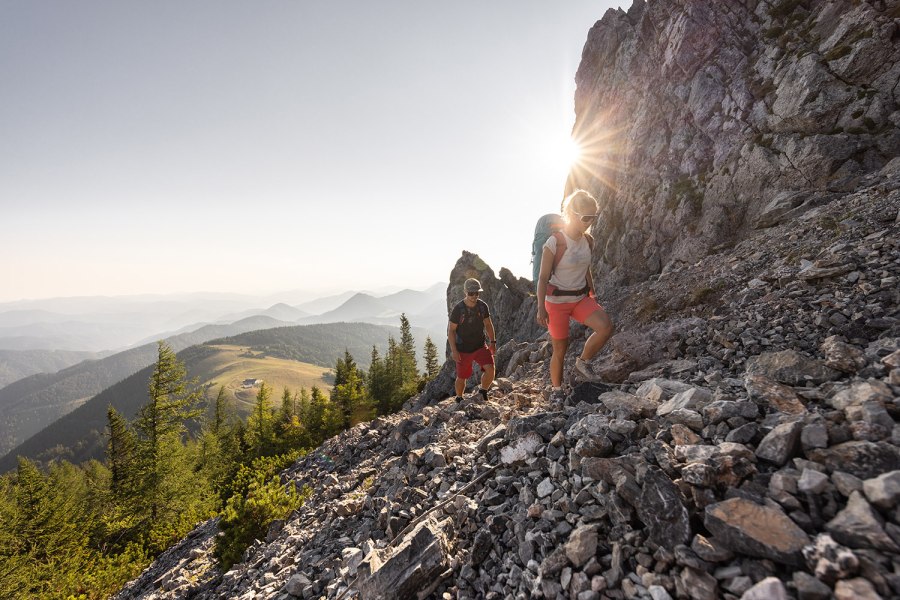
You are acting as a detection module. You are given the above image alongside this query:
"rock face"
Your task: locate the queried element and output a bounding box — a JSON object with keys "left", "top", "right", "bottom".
{"left": 568, "top": 0, "right": 900, "bottom": 286}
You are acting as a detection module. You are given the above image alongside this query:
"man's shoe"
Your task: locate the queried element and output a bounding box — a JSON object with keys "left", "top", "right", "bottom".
{"left": 478, "top": 388, "right": 489, "bottom": 402}
{"left": 574, "top": 358, "right": 597, "bottom": 381}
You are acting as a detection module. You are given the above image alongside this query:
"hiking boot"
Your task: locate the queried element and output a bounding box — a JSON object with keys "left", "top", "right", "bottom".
{"left": 478, "top": 388, "right": 489, "bottom": 402}
{"left": 574, "top": 358, "right": 598, "bottom": 381}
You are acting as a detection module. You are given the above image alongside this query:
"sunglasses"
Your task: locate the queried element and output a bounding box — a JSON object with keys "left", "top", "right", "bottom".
{"left": 574, "top": 211, "right": 598, "bottom": 224}
{"left": 466, "top": 291, "right": 480, "bottom": 296}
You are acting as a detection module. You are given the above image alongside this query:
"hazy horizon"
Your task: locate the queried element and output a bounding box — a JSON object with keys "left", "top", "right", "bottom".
{"left": 1, "top": 1, "right": 622, "bottom": 304}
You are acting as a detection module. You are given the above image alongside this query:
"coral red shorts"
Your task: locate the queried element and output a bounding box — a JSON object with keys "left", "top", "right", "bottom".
{"left": 456, "top": 346, "right": 494, "bottom": 379}
{"left": 545, "top": 296, "right": 603, "bottom": 340}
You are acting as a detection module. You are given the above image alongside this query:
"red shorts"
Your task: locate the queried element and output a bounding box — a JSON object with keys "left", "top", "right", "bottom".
{"left": 545, "top": 296, "right": 603, "bottom": 340}
{"left": 456, "top": 346, "right": 494, "bottom": 379}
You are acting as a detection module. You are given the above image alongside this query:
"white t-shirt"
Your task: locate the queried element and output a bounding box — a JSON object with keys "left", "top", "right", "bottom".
{"left": 543, "top": 231, "right": 591, "bottom": 304}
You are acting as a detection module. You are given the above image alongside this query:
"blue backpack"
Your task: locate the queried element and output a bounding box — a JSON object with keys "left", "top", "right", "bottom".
{"left": 531, "top": 214, "right": 564, "bottom": 284}
{"left": 532, "top": 213, "right": 595, "bottom": 293}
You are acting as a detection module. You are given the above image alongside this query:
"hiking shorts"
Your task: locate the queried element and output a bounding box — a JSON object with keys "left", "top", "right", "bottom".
{"left": 456, "top": 346, "right": 494, "bottom": 379}
{"left": 545, "top": 296, "right": 603, "bottom": 340}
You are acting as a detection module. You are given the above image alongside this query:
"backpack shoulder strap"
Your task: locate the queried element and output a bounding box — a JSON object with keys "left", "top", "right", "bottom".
{"left": 551, "top": 231, "right": 568, "bottom": 274}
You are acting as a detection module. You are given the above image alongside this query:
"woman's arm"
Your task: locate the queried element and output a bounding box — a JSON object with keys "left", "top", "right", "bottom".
{"left": 536, "top": 246, "right": 554, "bottom": 327}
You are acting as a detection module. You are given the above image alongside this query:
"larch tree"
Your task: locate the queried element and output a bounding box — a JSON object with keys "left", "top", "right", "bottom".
{"left": 132, "top": 341, "right": 203, "bottom": 527}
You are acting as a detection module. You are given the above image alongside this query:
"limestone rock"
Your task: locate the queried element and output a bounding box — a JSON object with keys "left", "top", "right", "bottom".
{"left": 755, "top": 420, "right": 803, "bottom": 466}
{"left": 357, "top": 517, "right": 450, "bottom": 600}
{"left": 862, "top": 470, "right": 900, "bottom": 511}
{"left": 636, "top": 467, "right": 690, "bottom": 549}
{"left": 826, "top": 491, "right": 900, "bottom": 553}
{"left": 704, "top": 497, "right": 809, "bottom": 565}
{"left": 743, "top": 374, "right": 807, "bottom": 415}
{"left": 807, "top": 441, "right": 900, "bottom": 480}
{"left": 565, "top": 526, "right": 598, "bottom": 568}
{"left": 739, "top": 577, "right": 788, "bottom": 600}
{"left": 746, "top": 350, "right": 840, "bottom": 386}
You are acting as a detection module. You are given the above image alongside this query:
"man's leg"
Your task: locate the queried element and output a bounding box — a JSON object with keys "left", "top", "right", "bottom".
{"left": 480, "top": 364, "right": 495, "bottom": 392}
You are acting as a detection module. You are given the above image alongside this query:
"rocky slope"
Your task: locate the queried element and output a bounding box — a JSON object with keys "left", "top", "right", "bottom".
{"left": 113, "top": 164, "right": 899, "bottom": 599}
{"left": 568, "top": 0, "right": 900, "bottom": 286}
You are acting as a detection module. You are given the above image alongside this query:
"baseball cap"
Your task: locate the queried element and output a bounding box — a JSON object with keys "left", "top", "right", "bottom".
{"left": 464, "top": 278, "right": 483, "bottom": 293}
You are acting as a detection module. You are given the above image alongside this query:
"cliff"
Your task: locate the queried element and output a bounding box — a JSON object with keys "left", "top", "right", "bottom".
{"left": 568, "top": 0, "right": 900, "bottom": 285}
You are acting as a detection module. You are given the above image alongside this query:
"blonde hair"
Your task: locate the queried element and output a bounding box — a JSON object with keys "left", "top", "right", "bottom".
{"left": 561, "top": 189, "right": 598, "bottom": 222}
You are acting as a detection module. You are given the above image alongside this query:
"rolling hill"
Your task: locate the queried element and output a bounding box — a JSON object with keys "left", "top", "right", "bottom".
{"left": 0, "top": 315, "right": 293, "bottom": 458}
{"left": 0, "top": 348, "right": 104, "bottom": 388}
{"left": 0, "top": 321, "right": 415, "bottom": 472}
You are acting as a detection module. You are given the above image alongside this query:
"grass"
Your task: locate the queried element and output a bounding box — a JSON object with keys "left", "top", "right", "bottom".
{"left": 192, "top": 344, "right": 332, "bottom": 409}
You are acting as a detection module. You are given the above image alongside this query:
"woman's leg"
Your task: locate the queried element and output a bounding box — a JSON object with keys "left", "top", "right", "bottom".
{"left": 580, "top": 307, "right": 614, "bottom": 361}
{"left": 550, "top": 337, "right": 569, "bottom": 387}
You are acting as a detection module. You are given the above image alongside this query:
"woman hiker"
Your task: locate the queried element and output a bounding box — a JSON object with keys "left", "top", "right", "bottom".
{"left": 536, "top": 189, "right": 614, "bottom": 403}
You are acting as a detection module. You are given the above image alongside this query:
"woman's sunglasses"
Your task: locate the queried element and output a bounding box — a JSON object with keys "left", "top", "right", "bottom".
{"left": 574, "top": 211, "right": 598, "bottom": 224}
{"left": 467, "top": 291, "right": 480, "bottom": 296}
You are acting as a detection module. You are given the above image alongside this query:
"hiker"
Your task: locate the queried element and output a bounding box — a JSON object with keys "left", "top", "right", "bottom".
{"left": 535, "top": 189, "right": 614, "bottom": 400}
{"left": 448, "top": 278, "right": 497, "bottom": 402}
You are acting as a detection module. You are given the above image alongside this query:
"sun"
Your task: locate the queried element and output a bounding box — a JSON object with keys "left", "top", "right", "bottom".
{"left": 546, "top": 134, "right": 583, "bottom": 179}
{"left": 561, "top": 135, "right": 584, "bottom": 170}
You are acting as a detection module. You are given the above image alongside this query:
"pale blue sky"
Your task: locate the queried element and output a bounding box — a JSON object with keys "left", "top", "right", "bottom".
{"left": 0, "top": 1, "right": 621, "bottom": 302}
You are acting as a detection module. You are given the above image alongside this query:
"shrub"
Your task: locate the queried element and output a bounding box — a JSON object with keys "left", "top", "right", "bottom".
{"left": 214, "top": 473, "right": 310, "bottom": 570}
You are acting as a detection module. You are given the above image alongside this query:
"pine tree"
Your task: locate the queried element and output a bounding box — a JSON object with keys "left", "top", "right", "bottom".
{"left": 249, "top": 382, "right": 273, "bottom": 455}
{"left": 212, "top": 385, "right": 231, "bottom": 438}
{"left": 278, "top": 387, "right": 295, "bottom": 426}
{"left": 307, "top": 386, "right": 328, "bottom": 445}
{"left": 132, "top": 341, "right": 203, "bottom": 526}
{"left": 423, "top": 335, "right": 440, "bottom": 380}
{"left": 367, "top": 346, "right": 391, "bottom": 416}
{"left": 331, "top": 352, "right": 371, "bottom": 430}
{"left": 106, "top": 406, "right": 136, "bottom": 502}
{"left": 399, "top": 313, "right": 418, "bottom": 381}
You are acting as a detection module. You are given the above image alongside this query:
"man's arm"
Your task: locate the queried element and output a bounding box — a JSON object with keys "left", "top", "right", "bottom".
{"left": 448, "top": 321, "right": 460, "bottom": 362}
{"left": 484, "top": 317, "right": 496, "bottom": 354}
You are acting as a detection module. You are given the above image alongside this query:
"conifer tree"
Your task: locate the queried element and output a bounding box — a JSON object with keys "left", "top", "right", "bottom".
{"left": 307, "top": 386, "right": 328, "bottom": 444}
{"left": 106, "top": 406, "right": 136, "bottom": 502}
{"left": 399, "top": 314, "right": 418, "bottom": 381}
{"left": 132, "top": 341, "right": 203, "bottom": 526}
{"left": 331, "top": 352, "right": 370, "bottom": 430}
{"left": 423, "top": 335, "right": 440, "bottom": 380}
{"left": 212, "top": 385, "right": 231, "bottom": 438}
{"left": 249, "top": 382, "right": 273, "bottom": 455}
{"left": 367, "top": 346, "right": 391, "bottom": 415}
{"left": 278, "top": 386, "right": 295, "bottom": 425}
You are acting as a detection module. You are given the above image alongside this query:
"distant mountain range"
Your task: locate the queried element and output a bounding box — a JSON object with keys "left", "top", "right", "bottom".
{"left": 0, "top": 283, "right": 446, "bottom": 353}
{"left": 0, "top": 321, "right": 415, "bottom": 473}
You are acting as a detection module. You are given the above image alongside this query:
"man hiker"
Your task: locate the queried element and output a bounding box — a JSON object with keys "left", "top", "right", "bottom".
{"left": 448, "top": 278, "right": 497, "bottom": 402}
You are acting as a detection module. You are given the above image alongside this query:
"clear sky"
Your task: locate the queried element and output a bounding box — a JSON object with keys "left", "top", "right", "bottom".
{"left": 0, "top": 1, "right": 621, "bottom": 303}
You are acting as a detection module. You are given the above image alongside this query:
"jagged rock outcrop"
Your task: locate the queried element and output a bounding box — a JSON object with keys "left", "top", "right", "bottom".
{"left": 568, "top": 0, "right": 900, "bottom": 286}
